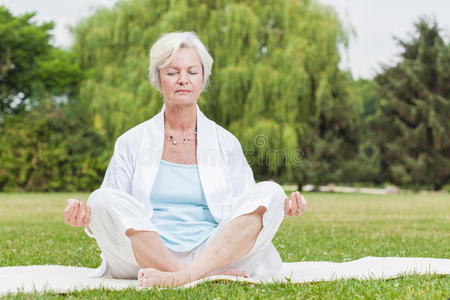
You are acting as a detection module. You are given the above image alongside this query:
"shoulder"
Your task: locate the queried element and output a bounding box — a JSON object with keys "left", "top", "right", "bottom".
{"left": 214, "top": 122, "right": 242, "bottom": 153}
{"left": 114, "top": 118, "right": 153, "bottom": 152}
{"left": 198, "top": 109, "right": 242, "bottom": 151}
{"left": 212, "top": 120, "right": 252, "bottom": 175}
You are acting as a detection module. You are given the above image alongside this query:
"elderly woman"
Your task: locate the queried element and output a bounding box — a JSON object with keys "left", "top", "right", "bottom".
{"left": 64, "top": 32, "right": 307, "bottom": 287}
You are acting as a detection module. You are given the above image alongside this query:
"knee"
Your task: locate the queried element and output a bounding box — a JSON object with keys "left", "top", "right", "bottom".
{"left": 256, "top": 181, "right": 286, "bottom": 211}
{"left": 258, "top": 181, "right": 285, "bottom": 201}
{"left": 87, "top": 188, "right": 117, "bottom": 215}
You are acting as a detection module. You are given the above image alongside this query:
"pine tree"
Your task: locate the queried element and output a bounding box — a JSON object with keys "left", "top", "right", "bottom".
{"left": 373, "top": 18, "right": 450, "bottom": 190}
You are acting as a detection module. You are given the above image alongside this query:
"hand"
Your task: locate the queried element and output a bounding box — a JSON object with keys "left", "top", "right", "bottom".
{"left": 284, "top": 191, "right": 308, "bottom": 217}
{"left": 64, "top": 198, "right": 91, "bottom": 227}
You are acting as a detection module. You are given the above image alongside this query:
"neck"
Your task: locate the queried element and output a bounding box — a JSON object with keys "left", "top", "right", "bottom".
{"left": 164, "top": 102, "right": 197, "bottom": 133}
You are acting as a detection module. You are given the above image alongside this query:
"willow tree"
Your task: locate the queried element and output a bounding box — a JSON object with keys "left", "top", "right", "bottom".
{"left": 73, "top": 0, "right": 354, "bottom": 185}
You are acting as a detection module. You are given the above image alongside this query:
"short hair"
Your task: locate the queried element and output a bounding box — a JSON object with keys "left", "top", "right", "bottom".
{"left": 149, "top": 32, "right": 213, "bottom": 92}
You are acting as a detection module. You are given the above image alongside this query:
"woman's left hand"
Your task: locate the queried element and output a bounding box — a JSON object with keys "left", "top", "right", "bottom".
{"left": 284, "top": 191, "right": 308, "bottom": 217}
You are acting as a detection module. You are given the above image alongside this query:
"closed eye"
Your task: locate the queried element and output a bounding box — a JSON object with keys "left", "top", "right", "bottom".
{"left": 166, "top": 71, "right": 199, "bottom": 76}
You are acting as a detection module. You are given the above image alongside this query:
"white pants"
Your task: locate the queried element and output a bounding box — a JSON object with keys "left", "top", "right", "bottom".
{"left": 86, "top": 181, "right": 286, "bottom": 279}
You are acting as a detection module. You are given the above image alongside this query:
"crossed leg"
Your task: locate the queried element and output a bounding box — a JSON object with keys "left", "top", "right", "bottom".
{"left": 125, "top": 229, "right": 183, "bottom": 272}
{"left": 87, "top": 182, "right": 285, "bottom": 282}
{"left": 137, "top": 206, "right": 266, "bottom": 287}
{"left": 126, "top": 229, "right": 247, "bottom": 278}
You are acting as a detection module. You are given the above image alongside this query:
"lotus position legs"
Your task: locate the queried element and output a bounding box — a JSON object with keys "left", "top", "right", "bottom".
{"left": 136, "top": 206, "right": 266, "bottom": 287}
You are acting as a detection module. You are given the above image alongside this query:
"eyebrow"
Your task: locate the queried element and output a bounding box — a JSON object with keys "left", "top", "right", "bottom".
{"left": 166, "top": 65, "right": 201, "bottom": 69}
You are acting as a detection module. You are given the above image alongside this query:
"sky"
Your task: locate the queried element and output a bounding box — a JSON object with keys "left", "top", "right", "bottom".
{"left": 1, "top": 0, "right": 449, "bottom": 79}
{"left": 320, "top": 0, "right": 450, "bottom": 78}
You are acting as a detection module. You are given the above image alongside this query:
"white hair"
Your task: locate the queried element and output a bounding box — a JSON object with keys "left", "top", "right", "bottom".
{"left": 149, "top": 32, "right": 213, "bottom": 92}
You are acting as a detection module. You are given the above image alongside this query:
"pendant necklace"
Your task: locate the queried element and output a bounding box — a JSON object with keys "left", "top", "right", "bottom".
{"left": 164, "top": 127, "right": 197, "bottom": 145}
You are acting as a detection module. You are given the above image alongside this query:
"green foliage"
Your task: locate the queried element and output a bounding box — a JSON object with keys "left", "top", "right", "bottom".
{"left": 373, "top": 18, "right": 450, "bottom": 190}
{"left": 343, "top": 79, "right": 383, "bottom": 184}
{"left": 352, "top": 79, "right": 380, "bottom": 118}
{"left": 0, "top": 100, "right": 107, "bottom": 191}
{"left": 72, "top": 0, "right": 357, "bottom": 186}
{"left": 0, "top": 6, "right": 82, "bottom": 115}
{"left": 0, "top": 6, "right": 91, "bottom": 192}
{"left": 2, "top": 3, "right": 448, "bottom": 191}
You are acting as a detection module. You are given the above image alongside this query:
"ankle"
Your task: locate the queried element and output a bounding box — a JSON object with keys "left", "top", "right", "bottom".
{"left": 173, "top": 262, "right": 185, "bottom": 272}
{"left": 183, "top": 264, "right": 205, "bottom": 281}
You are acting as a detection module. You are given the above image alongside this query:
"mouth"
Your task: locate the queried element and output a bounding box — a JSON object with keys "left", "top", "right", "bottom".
{"left": 176, "top": 89, "right": 191, "bottom": 93}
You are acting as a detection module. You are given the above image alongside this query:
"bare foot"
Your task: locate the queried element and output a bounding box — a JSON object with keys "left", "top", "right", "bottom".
{"left": 138, "top": 268, "right": 193, "bottom": 287}
{"left": 208, "top": 268, "right": 247, "bottom": 278}
{"left": 138, "top": 267, "right": 248, "bottom": 288}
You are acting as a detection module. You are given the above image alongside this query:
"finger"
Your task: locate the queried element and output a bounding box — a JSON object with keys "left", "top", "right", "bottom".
{"left": 69, "top": 200, "right": 79, "bottom": 220}
{"left": 295, "top": 192, "right": 302, "bottom": 215}
{"left": 70, "top": 201, "right": 81, "bottom": 226}
{"left": 290, "top": 192, "right": 298, "bottom": 214}
{"left": 73, "top": 201, "right": 81, "bottom": 224}
{"left": 284, "top": 197, "right": 290, "bottom": 216}
{"left": 77, "top": 203, "right": 86, "bottom": 226}
{"left": 289, "top": 197, "right": 296, "bottom": 216}
{"left": 83, "top": 205, "right": 91, "bottom": 226}
{"left": 80, "top": 203, "right": 90, "bottom": 226}
{"left": 65, "top": 199, "right": 77, "bottom": 224}
{"left": 64, "top": 199, "right": 74, "bottom": 217}
{"left": 66, "top": 199, "right": 75, "bottom": 218}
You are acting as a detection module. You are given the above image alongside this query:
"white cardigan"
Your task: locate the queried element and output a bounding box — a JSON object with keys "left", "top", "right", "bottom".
{"left": 89, "top": 104, "right": 283, "bottom": 277}
{"left": 100, "top": 104, "right": 256, "bottom": 224}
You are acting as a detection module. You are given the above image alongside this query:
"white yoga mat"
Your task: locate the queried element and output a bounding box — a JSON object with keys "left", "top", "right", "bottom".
{"left": 1, "top": 256, "right": 449, "bottom": 296}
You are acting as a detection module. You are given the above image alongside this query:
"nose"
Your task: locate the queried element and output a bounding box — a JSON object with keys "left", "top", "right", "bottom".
{"left": 178, "top": 71, "right": 188, "bottom": 85}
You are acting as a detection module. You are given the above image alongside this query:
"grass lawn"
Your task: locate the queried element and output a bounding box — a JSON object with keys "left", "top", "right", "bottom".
{"left": 0, "top": 191, "right": 449, "bottom": 299}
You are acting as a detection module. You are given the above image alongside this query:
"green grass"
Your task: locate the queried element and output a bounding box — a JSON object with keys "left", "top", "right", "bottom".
{"left": 1, "top": 192, "right": 449, "bottom": 299}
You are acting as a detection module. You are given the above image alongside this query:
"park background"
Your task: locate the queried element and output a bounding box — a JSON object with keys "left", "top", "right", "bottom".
{"left": 0, "top": 1, "right": 449, "bottom": 298}
{"left": 0, "top": 0, "right": 449, "bottom": 192}
{"left": 1, "top": 0, "right": 449, "bottom": 193}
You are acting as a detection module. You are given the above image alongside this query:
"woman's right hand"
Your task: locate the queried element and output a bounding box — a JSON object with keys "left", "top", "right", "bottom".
{"left": 64, "top": 198, "right": 91, "bottom": 227}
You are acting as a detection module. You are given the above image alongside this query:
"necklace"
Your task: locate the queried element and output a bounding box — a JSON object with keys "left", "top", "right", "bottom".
{"left": 164, "top": 127, "right": 197, "bottom": 145}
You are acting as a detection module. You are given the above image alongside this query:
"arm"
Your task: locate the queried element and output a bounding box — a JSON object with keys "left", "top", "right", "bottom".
{"left": 64, "top": 135, "right": 135, "bottom": 232}
{"left": 100, "top": 135, "right": 134, "bottom": 194}
{"left": 224, "top": 134, "right": 256, "bottom": 199}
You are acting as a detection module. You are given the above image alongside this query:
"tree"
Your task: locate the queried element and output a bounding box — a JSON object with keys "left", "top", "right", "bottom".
{"left": 0, "top": 6, "right": 82, "bottom": 116}
{"left": 373, "top": 18, "right": 450, "bottom": 190}
{"left": 0, "top": 6, "right": 100, "bottom": 192}
{"left": 72, "top": 0, "right": 357, "bottom": 186}
{"left": 342, "top": 79, "right": 383, "bottom": 185}
{"left": 0, "top": 98, "right": 107, "bottom": 192}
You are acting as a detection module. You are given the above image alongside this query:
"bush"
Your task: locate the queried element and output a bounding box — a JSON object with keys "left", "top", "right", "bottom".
{"left": 0, "top": 100, "right": 108, "bottom": 191}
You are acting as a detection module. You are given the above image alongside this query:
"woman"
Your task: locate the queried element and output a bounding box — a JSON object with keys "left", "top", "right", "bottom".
{"left": 64, "top": 31, "right": 308, "bottom": 287}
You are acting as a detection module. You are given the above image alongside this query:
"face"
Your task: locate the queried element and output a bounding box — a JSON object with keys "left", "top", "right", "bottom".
{"left": 159, "top": 47, "right": 204, "bottom": 105}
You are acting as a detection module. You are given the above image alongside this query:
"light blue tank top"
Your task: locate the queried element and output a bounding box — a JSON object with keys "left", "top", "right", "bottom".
{"left": 149, "top": 160, "right": 218, "bottom": 252}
